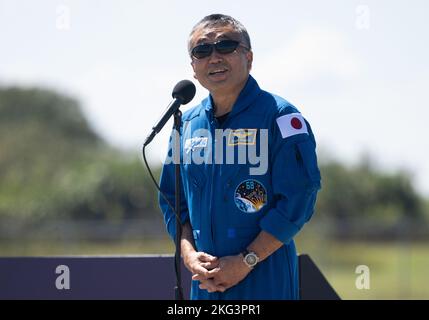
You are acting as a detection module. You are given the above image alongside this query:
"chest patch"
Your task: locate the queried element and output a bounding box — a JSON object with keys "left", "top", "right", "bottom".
{"left": 184, "top": 137, "right": 208, "bottom": 154}
{"left": 234, "top": 179, "right": 267, "bottom": 213}
{"left": 227, "top": 129, "right": 257, "bottom": 146}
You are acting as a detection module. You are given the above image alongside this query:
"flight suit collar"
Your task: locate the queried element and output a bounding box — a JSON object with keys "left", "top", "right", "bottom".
{"left": 202, "top": 75, "right": 261, "bottom": 119}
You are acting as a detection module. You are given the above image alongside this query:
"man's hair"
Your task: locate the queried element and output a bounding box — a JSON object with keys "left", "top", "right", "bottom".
{"left": 188, "top": 14, "right": 252, "bottom": 53}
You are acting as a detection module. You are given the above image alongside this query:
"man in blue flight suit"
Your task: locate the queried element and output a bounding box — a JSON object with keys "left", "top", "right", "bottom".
{"left": 159, "top": 14, "right": 321, "bottom": 299}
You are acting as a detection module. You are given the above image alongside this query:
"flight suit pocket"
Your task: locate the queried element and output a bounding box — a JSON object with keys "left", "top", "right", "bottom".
{"left": 183, "top": 163, "right": 206, "bottom": 188}
{"left": 225, "top": 227, "right": 260, "bottom": 253}
{"left": 183, "top": 164, "right": 206, "bottom": 235}
{"left": 295, "top": 140, "right": 321, "bottom": 184}
{"left": 233, "top": 227, "right": 260, "bottom": 239}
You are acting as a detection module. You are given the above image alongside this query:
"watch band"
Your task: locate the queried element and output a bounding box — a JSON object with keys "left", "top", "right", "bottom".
{"left": 241, "top": 248, "right": 250, "bottom": 257}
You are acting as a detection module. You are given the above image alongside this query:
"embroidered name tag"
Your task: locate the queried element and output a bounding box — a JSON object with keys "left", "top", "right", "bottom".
{"left": 227, "top": 129, "right": 258, "bottom": 146}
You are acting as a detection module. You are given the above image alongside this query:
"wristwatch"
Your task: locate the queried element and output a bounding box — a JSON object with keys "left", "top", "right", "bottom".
{"left": 241, "top": 249, "right": 260, "bottom": 269}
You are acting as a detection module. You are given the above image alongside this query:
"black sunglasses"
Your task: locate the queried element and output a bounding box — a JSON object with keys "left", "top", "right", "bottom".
{"left": 190, "top": 39, "right": 249, "bottom": 59}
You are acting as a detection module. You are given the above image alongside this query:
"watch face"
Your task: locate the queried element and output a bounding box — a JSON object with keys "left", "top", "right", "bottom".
{"left": 245, "top": 253, "right": 257, "bottom": 266}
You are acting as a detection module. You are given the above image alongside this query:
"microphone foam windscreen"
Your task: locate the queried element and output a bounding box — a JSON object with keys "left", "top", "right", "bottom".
{"left": 172, "top": 80, "right": 196, "bottom": 104}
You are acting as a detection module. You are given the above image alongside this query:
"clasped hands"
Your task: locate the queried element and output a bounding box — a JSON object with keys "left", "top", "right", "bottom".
{"left": 183, "top": 251, "right": 251, "bottom": 293}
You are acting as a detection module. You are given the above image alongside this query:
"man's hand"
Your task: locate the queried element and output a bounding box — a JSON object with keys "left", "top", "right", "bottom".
{"left": 183, "top": 251, "right": 219, "bottom": 278}
{"left": 193, "top": 254, "right": 251, "bottom": 292}
{"left": 180, "top": 222, "right": 223, "bottom": 291}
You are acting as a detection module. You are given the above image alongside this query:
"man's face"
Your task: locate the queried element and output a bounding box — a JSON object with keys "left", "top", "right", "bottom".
{"left": 189, "top": 24, "right": 253, "bottom": 94}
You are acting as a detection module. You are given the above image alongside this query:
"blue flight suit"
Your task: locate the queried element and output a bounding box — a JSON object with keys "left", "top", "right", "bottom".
{"left": 159, "top": 75, "right": 321, "bottom": 300}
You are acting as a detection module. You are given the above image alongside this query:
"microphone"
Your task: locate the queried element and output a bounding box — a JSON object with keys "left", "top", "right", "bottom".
{"left": 143, "top": 80, "right": 196, "bottom": 146}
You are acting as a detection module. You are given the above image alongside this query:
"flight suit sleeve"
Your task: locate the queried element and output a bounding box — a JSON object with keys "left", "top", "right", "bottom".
{"left": 259, "top": 110, "right": 321, "bottom": 244}
{"left": 158, "top": 132, "right": 190, "bottom": 242}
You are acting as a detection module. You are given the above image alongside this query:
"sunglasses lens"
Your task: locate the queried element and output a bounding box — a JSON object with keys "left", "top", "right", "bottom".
{"left": 192, "top": 44, "right": 212, "bottom": 59}
{"left": 191, "top": 40, "right": 241, "bottom": 59}
{"left": 216, "top": 40, "right": 239, "bottom": 54}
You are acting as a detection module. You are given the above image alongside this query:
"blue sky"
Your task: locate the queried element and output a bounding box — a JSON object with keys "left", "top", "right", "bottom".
{"left": 1, "top": 0, "right": 428, "bottom": 194}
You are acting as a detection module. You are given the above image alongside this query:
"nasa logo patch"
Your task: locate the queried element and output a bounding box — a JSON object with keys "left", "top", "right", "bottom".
{"left": 234, "top": 179, "right": 267, "bottom": 213}
{"left": 184, "top": 137, "right": 208, "bottom": 154}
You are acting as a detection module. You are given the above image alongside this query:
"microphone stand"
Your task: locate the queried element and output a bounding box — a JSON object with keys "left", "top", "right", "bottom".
{"left": 173, "top": 110, "right": 184, "bottom": 300}
{"left": 142, "top": 80, "right": 195, "bottom": 300}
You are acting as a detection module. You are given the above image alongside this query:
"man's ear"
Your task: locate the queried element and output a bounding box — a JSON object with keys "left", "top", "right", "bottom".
{"left": 246, "top": 50, "right": 253, "bottom": 71}
{"left": 191, "top": 61, "right": 198, "bottom": 79}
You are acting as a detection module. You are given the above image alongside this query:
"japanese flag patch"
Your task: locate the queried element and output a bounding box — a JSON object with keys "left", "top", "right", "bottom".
{"left": 276, "top": 112, "right": 308, "bottom": 138}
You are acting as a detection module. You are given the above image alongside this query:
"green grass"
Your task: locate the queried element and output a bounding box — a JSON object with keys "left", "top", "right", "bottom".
{"left": 296, "top": 240, "right": 429, "bottom": 299}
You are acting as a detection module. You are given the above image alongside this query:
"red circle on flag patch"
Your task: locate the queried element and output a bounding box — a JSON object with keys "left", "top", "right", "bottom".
{"left": 291, "top": 117, "right": 303, "bottom": 129}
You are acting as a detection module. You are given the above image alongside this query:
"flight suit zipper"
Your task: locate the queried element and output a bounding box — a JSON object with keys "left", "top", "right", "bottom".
{"left": 208, "top": 117, "right": 218, "bottom": 254}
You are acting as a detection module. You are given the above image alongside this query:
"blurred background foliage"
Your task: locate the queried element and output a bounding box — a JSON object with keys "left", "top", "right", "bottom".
{"left": 0, "top": 86, "right": 159, "bottom": 221}
{"left": 0, "top": 86, "right": 428, "bottom": 299}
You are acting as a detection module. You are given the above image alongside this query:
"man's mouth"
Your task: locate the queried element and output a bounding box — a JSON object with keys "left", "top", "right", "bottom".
{"left": 208, "top": 68, "right": 228, "bottom": 76}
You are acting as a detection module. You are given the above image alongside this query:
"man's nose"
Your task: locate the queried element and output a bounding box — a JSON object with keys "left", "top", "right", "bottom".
{"left": 208, "top": 50, "right": 223, "bottom": 64}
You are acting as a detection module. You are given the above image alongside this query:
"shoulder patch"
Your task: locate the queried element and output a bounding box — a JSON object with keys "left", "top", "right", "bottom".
{"left": 276, "top": 113, "right": 308, "bottom": 138}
